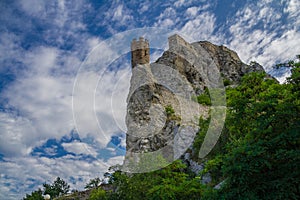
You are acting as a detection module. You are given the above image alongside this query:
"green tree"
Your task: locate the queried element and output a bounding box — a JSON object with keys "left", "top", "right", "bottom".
{"left": 23, "top": 189, "right": 43, "bottom": 200}
{"left": 214, "top": 71, "right": 300, "bottom": 199}
{"left": 286, "top": 55, "right": 300, "bottom": 94}
{"left": 88, "top": 187, "right": 108, "bottom": 200}
{"left": 109, "top": 160, "right": 199, "bottom": 200}
{"left": 85, "top": 177, "right": 102, "bottom": 189}
{"left": 43, "top": 177, "right": 70, "bottom": 198}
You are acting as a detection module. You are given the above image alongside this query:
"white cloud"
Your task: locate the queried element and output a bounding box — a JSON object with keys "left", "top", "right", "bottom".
{"left": 174, "top": 0, "right": 185, "bottom": 7}
{"left": 0, "top": 1, "right": 131, "bottom": 199}
{"left": 186, "top": 6, "right": 199, "bottom": 17}
{"left": 1, "top": 40, "right": 131, "bottom": 154}
{"left": 174, "top": 0, "right": 204, "bottom": 8}
{"left": 109, "top": 67, "right": 131, "bottom": 132}
{"left": 139, "top": 3, "right": 149, "bottom": 13}
{"left": 109, "top": 3, "right": 133, "bottom": 26}
{"left": 159, "top": 18, "right": 175, "bottom": 27}
{"left": 107, "top": 155, "right": 124, "bottom": 166}
{"left": 113, "top": 5, "right": 124, "bottom": 20}
{"left": 19, "top": 0, "right": 46, "bottom": 17}
{"left": 2, "top": 54, "right": 75, "bottom": 144}
{"left": 284, "top": 0, "right": 300, "bottom": 17}
{"left": 160, "top": 7, "right": 176, "bottom": 18}
{"left": 284, "top": 0, "right": 300, "bottom": 28}
{"left": 0, "top": 32, "right": 23, "bottom": 67}
{"left": 154, "top": 7, "right": 178, "bottom": 27}
{"left": 62, "top": 142, "right": 98, "bottom": 156}
{"left": 72, "top": 65, "right": 130, "bottom": 147}
{"left": 24, "top": 47, "right": 58, "bottom": 75}
{"left": 0, "top": 112, "right": 36, "bottom": 157}
{"left": 0, "top": 0, "right": 132, "bottom": 163}
{"left": 225, "top": 1, "right": 300, "bottom": 76}
{"left": 254, "top": 29, "right": 300, "bottom": 69}
{"left": 179, "top": 12, "right": 218, "bottom": 43}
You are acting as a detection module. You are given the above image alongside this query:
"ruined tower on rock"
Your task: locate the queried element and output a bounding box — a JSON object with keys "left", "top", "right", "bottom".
{"left": 124, "top": 35, "right": 205, "bottom": 173}
{"left": 124, "top": 34, "right": 265, "bottom": 173}
{"left": 131, "top": 37, "right": 150, "bottom": 68}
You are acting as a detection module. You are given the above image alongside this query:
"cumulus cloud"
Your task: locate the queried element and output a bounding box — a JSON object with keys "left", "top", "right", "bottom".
{"left": 0, "top": 35, "right": 130, "bottom": 156}
{"left": 1, "top": 47, "right": 75, "bottom": 148}
{"left": 0, "top": 1, "right": 128, "bottom": 198}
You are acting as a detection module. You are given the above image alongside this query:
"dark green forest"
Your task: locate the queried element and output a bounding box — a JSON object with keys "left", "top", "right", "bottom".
{"left": 24, "top": 58, "right": 300, "bottom": 200}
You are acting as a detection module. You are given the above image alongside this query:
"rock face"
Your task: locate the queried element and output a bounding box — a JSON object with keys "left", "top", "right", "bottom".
{"left": 156, "top": 40, "right": 264, "bottom": 94}
{"left": 197, "top": 41, "right": 264, "bottom": 83}
{"left": 124, "top": 34, "right": 264, "bottom": 172}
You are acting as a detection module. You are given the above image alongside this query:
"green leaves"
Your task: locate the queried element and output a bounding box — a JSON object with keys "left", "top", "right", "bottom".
{"left": 88, "top": 187, "right": 108, "bottom": 200}
{"left": 196, "top": 89, "right": 212, "bottom": 106}
{"left": 43, "top": 177, "right": 70, "bottom": 198}
{"left": 23, "top": 189, "right": 43, "bottom": 200}
{"left": 215, "top": 70, "right": 300, "bottom": 199}
{"left": 85, "top": 177, "right": 102, "bottom": 189}
{"left": 24, "top": 177, "right": 70, "bottom": 200}
{"left": 165, "top": 105, "right": 175, "bottom": 116}
{"left": 108, "top": 160, "right": 211, "bottom": 200}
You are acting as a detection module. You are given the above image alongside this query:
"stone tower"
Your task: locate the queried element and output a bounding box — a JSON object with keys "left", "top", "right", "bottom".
{"left": 131, "top": 37, "right": 150, "bottom": 68}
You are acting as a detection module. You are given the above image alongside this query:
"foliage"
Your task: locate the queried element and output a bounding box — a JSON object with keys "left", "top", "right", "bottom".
{"left": 108, "top": 159, "right": 215, "bottom": 200}
{"left": 213, "top": 70, "right": 300, "bottom": 199}
{"left": 85, "top": 177, "right": 102, "bottom": 189}
{"left": 165, "top": 105, "right": 175, "bottom": 116}
{"left": 223, "top": 78, "right": 231, "bottom": 86}
{"left": 196, "top": 88, "right": 211, "bottom": 106}
{"left": 125, "top": 152, "right": 170, "bottom": 173}
{"left": 286, "top": 55, "right": 300, "bottom": 94}
{"left": 275, "top": 55, "right": 300, "bottom": 68}
{"left": 43, "top": 177, "right": 70, "bottom": 198}
{"left": 165, "top": 105, "right": 181, "bottom": 121}
{"left": 23, "top": 177, "right": 70, "bottom": 200}
{"left": 23, "top": 189, "right": 44, "bottom": 200}
{"left": 88, "top": 187, "right": 108, "bottom": 200}
{"left": 193, "top": 116, "right": 210, "bottom": 159}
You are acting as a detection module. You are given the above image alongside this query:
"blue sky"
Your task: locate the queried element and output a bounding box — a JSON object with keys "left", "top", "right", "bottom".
{"left": 0, "top": 0, "right": 299, "bottom": 199}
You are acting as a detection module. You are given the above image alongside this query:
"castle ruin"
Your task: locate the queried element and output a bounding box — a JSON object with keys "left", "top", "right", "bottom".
{"left": 131, "top": 37, "right": 150, "bottom": 68}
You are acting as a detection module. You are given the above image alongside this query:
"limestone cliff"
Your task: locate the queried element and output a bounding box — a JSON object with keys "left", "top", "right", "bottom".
{"left": 123, "top": 34, "right": 265, "bottom": 173}
{"left": 156, "top": 40, "right": 264, "bottom": 93}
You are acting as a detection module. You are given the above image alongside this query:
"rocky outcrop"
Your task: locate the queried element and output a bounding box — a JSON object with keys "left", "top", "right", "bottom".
{"left": 156, "top": 40, "right": 264, "bottom": 93}
{"left": 123, "top": 34, "right": 265, "bottom": 173}
{"left": 197, "top": 41, "right": 264, "bottom": 83}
